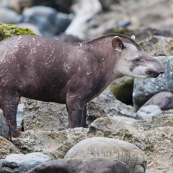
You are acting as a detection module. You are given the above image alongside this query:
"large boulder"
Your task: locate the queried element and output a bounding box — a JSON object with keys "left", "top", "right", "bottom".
{"left": 65, "top": 137, "right": 147, "bottom": 173}
{"left": 1, "top": 152, "right": 52, "bottom": 173}
{"left": 14, "top": 128, "right": 88, "bottom": 159}
{"left": 139, "top": 36, "right": 173, "bottom": 56}
{"left": 133, "top": 56, "right": 173, "bottom": 110}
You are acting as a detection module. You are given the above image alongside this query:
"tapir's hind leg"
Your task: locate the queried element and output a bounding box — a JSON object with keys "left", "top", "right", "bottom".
{"left": 0, "top": 90, "right": 20, "bottom": 137}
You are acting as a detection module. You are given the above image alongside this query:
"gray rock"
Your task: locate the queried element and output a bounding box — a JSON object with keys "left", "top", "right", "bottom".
{"left": 0, "top": 7, "right": 21, "bottom": 24}
{"left": 65, "top": 137, "right": 147, "bottom": 173}
{"left": 14, "top": 128, "right": 88, "bottom": 159}
{"left": 21, "top": 6, "right": 72, "bottom": 36}
{"left": 142, "top": 92, "right": 173, "bottom": 110}
{"left": 1, "top": 152, "right": 52, "bottom": 173}
{"left": 93, "top": 89, "right": 136, "bottom": 118}
{"left": 28, "top": 158, "right": 130, "bottom": 173}
{"left": 133, "top": 56, "right": 173, "bottom": 110}
{"left": 138, "top": 36, "right": 173, "bottom": 56}
{"left": 136, "top": 105, "right": 162, "bottom": 121}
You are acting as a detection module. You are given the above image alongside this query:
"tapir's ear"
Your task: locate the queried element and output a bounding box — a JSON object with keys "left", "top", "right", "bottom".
{"left": 131, "top": 35, "right": 135, "bottom": 40}
{"left": 112, "top": 36, "right": 124, "bottom": 52}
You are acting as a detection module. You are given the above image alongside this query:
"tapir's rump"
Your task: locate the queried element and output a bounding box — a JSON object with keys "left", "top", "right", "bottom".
{"left": 0, "top": 34, "right": 164, "bottom": 137}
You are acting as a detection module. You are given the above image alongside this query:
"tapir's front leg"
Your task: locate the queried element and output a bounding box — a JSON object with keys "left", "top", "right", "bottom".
{"left": 66, "top": 93, "right": 87, "bottom": 128}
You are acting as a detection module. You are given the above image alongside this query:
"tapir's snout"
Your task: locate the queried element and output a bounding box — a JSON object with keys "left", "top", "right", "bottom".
{"left": 145, "top": 60, "right": 165, "bottom": 78}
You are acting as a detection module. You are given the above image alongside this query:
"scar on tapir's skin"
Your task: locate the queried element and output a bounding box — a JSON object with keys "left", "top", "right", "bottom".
{"left": 0, "top": 34, "right": 165, "bottom": 138}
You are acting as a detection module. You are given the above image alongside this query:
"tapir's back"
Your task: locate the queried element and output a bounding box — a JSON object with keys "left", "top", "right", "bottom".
{"left": 0, "top": 35, "right": 75, "bottom": 102}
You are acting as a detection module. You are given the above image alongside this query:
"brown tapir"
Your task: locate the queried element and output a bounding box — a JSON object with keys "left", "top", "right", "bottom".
{"left": 0, "top": 34, "right": 164, "bottom": 137}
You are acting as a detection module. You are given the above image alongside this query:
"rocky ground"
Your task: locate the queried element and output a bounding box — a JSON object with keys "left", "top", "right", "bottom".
{"left": 0, "top": 0, "right": 173, "bottom": 173}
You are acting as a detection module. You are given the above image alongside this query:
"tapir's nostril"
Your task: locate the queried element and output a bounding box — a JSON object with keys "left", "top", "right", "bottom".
{"left": 146, "top": 70, "right": 160, "bottom": 78}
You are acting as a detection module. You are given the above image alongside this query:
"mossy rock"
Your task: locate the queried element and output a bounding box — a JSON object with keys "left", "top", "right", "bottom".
{"left": 112, "top": 28, "right": 134, "bottom": 36}
{"left": 110, "top": 76, "right": 134, "bottom": 105}
{"left": 0, "top": 22, "right": 35, "bottom": 41}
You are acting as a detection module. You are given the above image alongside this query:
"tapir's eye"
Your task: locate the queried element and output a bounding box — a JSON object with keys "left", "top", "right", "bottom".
{"left": 133, "top": 58, "right": 141, "bottom": 63}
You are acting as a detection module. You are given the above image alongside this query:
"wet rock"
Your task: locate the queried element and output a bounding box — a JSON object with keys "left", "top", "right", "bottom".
{"left": 0, "top": 22, "right": 35, "bottom": 41}
{"left": 133, "top": 56, "right": 173, "bottom": 110}
{"left": 28, "top": 158, "right": 130, "bottom": 173}
{"left": 65, "top": 0, "right": 102, "bottom": 40}
{"left": 0, "top": 8, "right": 21, "bottom": 24}
{"left": 142, "top": 92, "right": 173, "bottom": 110}
{"left": 1, "top": 152, "right": 52, "bottom": 173}
{"left": 138, "top": 36, "right": 173, "bottom": 56}
{"left": 65, "top": 137, "right": 147, "bottom": 173}
{"left": 21, "top": 6, "right": 72, "bottom": 36}
{"left": 136, "top": 105, "right": 162, "bottom": 121}
{"left": 14, "top": 128, "right": 88, "bottom": 159}
{"left": 110, "top": 76, "right": 134, "bottom": 105}
{"left": 0, "top": 137, "right": 21, "bottom": 159}
{"left": 0, "top": 110, "right": 8, "bottom": 138}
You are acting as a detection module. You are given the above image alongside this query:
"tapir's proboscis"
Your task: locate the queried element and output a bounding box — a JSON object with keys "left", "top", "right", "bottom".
{"left": 0, "top": 34, "right": 165, "bottom": 138}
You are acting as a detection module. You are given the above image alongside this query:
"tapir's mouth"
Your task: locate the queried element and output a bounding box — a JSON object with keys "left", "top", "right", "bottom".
{"left": 145, "top": 70, "right": 165, "bottom": 78}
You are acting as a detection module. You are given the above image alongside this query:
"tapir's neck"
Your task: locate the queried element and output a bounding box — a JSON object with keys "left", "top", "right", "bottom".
{"left": 83, "top": 39, "right": 122, "bottom": 82}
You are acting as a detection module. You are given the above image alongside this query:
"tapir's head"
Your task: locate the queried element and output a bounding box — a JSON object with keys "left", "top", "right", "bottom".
{"left": 112, "top": 35, "right": 165, "bottom": 78}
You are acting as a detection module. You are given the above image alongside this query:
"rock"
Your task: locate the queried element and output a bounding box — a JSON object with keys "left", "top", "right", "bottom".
{"left": 32, "top": 0, "right": 73, "bottom": 13}
{"left": 99, "top": 0, "right": 120, "bottom": 11}
{"left": 21, "top": 6, "right": 72, "bottom": 36}
{"left": 92, "top": 89, "right": 136, "bottom": 118}
{"left": 0, "top": 110, "right": 8, "bottom": 138}
{"left": 133, "top": 56, "right": 173, "bottom": 110}
{"left": 1, "top": 152, "right": 52, "bottom": 173}
{"left": 65, "top": 137, "right": 147, "bottom": 173}
{"left": 136, "top": 105, "right": 162, "bottom": 121}
{"left": 14, "top": 128, "right": 88, "bottom": 159}
{"left": 0, "top": 7, "right": 21, "bottom": 24}
{"left": 0, "top": 22, "right": 35, "bottom": 41}
{"left": 110, "top": 76, "right": 134, "bottom": 105}
{"left": 28, "top": 158, "right": 130, "bottom": 173}
{"left": 65, "top": 0, "right": 102, "bottom": 40}
{"left": 16, "top": 23, "right": 42, "bottom": 35}
{"left": 23, "top": 98, "right": 68, "bottom": 131}
{"left": 138, "top": 36, "right": 173, "bottom": 56}
{"left": 135, "top": 28, "right": 172, "bottom": 42}
{"left": 0, "top": 0, "right": 33, "bottom": 13}
{"left": 0, "top": 137, "right": 21, "bottom": 159}
{"left": 142, "top": 92, "right": 173, "bottom": 110}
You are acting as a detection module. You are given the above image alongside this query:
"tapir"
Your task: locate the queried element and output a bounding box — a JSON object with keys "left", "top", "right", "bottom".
{"left": 0, "top": 34, "right": 165, "bottom": 137}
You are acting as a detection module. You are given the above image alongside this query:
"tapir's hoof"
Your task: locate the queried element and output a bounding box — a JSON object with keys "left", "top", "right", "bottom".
{"left": 12, "top": 129, "right": 22, "bottom": 138}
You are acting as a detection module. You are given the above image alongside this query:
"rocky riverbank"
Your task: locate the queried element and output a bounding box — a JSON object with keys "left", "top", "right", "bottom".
{"left": 0, "top": 0, "right": 173, "bottom": 173}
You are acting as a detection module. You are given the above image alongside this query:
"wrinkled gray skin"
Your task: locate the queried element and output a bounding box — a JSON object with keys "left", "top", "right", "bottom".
{"left": 27, "top": 158, "right": 130, "bottom": 173}
{"left": 0, "top": 34, "right": 165, "bottom": 137}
